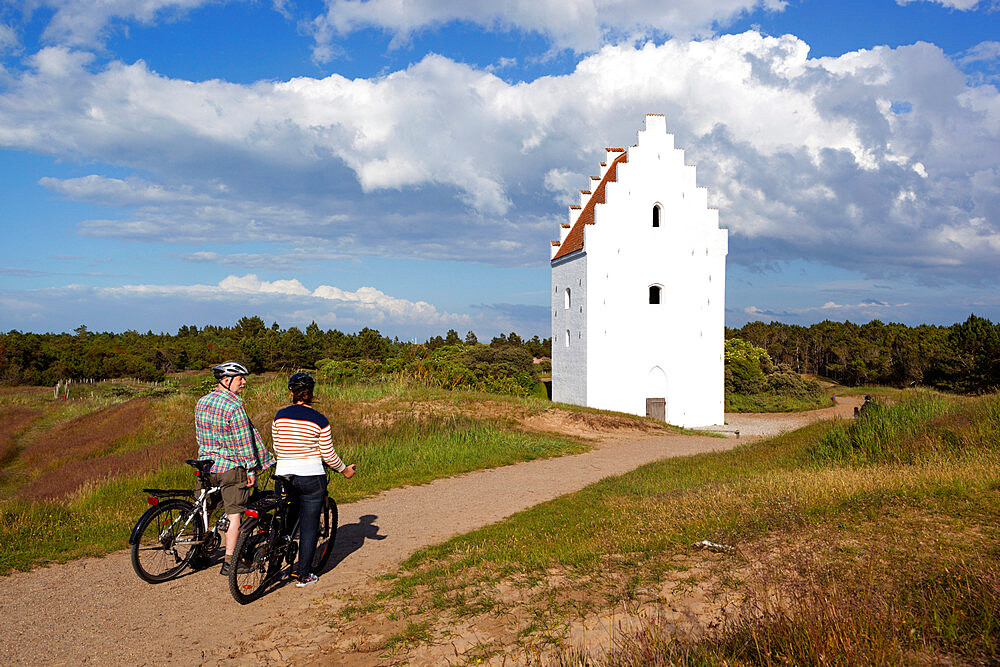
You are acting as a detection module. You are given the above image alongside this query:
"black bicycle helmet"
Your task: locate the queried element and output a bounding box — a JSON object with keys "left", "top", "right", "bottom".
{"left": 213, "top": 361, "right": 249, "bottom": 381}
{"left": 288, "top": 372, "right": 315, "bottom": 392}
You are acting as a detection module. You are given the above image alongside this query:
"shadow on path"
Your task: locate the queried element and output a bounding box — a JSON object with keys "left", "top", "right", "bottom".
{"left": 322, "top": 514, "right": 386, "bottom": 573}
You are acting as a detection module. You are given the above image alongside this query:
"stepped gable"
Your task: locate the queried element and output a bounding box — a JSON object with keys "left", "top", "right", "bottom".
{"left": 551, "top": 149, "right": 628, "bottom": 261}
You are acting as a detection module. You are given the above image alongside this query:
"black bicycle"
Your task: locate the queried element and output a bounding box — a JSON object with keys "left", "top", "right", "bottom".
{"left": 228, "top": 472, "right": 337, "bottom": 604}
{"left": 129, "top": 459, "right": 270, "bottom": 583}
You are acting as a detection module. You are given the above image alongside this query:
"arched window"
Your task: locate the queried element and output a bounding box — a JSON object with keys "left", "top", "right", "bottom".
{"left": 565, "top": 329, "right": 571, "bottom": 347}
{"left": 652, "top": 204, "right": 661, "bottom": 227}
{"left": 649, "top": 285, "right": 662, "bottom": 304}
{"left": 564, "top": 288, "right": 571, "bottom": 309}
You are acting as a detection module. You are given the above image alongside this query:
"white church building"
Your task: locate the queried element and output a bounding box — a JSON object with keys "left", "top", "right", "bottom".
{"left": 550, "top": 114, "right": 728, "bottom": 428}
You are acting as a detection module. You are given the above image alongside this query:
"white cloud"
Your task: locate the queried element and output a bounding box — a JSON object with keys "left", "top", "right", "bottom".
{"left": 40, "top": 174, "right": 206, "bottom": 206}
{"left": 2, "top": 33, "right": 999, "bottom": 282}
{"left": 309, "top": 0, "right": 786, "bottom": 57}
{"left": 743, "top": 298, "right": 900, "bottom": 319}
{"left": 177, "top": 249, "right": 354, "bottom": 269}
{"left": 960, "top": 40, "right": 1000, "bottom": 65}
{"left": 0, "top": 22, "right": 19, "bottom": 54}
{"left": 22, "top": 1, "right": 232, "bottom": 49}
{"left": 896, "top": 0, "right": 982, "bottom": 9}
{"left": 93, "top": 274, "right": 472, "bottom": 327}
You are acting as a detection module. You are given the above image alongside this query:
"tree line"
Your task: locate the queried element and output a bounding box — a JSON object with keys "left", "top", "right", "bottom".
{"left": 3, "top": 314, "right": 997, "bottom": 394}
{"left": 728, "top": 315, "right": 1000, "bottom": 393}
{"left": 0, "top": 316, "right": 552, "bottom": 386}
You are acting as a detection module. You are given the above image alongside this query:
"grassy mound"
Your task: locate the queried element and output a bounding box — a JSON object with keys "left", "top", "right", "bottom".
{"left": 342, "top": 390, "right": 1000, "bottom": 665}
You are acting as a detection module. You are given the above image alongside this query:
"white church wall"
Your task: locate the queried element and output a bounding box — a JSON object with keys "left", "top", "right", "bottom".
{"left": 551, "top": 254, "right": 588, "bottom": 405}
{"left": 579, "top": 115, "right": 727, "bottom": 427}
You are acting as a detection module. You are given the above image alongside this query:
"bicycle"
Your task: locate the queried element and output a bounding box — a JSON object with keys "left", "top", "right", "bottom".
{"left": 228, "top": 472, "right": 337, "bottom": 604}
{"left": 128, "top": 459, "right": 270, "bottom": 583}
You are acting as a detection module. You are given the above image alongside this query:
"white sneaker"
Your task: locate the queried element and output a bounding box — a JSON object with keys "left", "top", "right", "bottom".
{"left": 295, "top": 573, "right": 319, "bottom": 588}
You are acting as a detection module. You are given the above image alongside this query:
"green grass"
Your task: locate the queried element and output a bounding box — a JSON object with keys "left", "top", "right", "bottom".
{"left": 0, "top": 463, "right": 197, "bottom": 573}
{"left": 351, "top": 391, "right": 1000, "bottom": 664}
{"left": 808, "top": 390, "right": 968, "bottom": 464}
{"left": 332, "top": 419, "right": 587, "bottom": 504}
{"left": 0, "top": 376, "right": 594, "bottom": 574}
{"left": 725, "top": 389, "right": 830, "bottom": 413}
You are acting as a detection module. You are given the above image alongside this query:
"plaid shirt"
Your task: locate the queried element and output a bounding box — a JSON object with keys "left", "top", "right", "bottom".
{"left": 195, "top": 387, "right": 275, "bottom": 473}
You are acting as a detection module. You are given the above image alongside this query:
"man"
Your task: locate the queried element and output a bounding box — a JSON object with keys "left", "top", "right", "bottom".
{"left": 195, "top": 361, "right": 275, "bottom": 576}
{"left": 858, "top": 394, "right": 874, "bottom": 418}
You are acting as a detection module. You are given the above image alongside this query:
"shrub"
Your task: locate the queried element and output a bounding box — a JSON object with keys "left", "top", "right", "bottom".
{"left": 317, "top": 345, "right": 540, "bottom": 397}
{"left": 725, "top": 338, "right": 773, "bottom": 394}
{"left": 806, "top": 391, "right": 999, "bottom": 465}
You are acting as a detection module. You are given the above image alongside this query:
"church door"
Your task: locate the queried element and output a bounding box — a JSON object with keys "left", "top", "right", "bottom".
{"left": 645, "top": 366, "right": 668, "bottom": 422}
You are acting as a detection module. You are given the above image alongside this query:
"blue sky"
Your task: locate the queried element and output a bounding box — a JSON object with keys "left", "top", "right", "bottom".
{"left": 1, "top": 0, "right": 998, "bottom": 339}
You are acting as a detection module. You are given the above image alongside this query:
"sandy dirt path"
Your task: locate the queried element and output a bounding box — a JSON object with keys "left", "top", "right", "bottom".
{"left": 0, "top": 398, "right": 859, "bottom": 665}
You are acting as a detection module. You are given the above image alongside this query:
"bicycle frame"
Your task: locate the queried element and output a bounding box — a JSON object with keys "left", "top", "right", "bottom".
{"left": 242, "top": 477, "right": 312, "bottom": 565}
{"left": 129, "top": 481, "right": 224, "bottom": 544}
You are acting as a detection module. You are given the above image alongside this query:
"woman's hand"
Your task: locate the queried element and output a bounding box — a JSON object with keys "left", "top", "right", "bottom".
{"left": 342, "top": 464, "right": 356, "bottom": 479}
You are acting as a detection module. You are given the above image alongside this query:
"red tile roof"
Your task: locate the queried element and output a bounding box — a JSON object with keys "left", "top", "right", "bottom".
{"left": 552, "top": 150, "right": 628, "bottom": 261}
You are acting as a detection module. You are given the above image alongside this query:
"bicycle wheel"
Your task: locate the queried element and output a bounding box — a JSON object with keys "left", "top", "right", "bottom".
{"left": 311, "top": 496, "right": 337, "bottom": 573}
{"left": 229, "top": 517, "right": 278, "bottom": 604}
{"left": 130, "top": 498, "right": 202, "bottom": 583}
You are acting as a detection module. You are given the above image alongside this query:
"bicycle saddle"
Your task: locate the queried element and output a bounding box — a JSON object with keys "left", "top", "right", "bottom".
{"left": 185, "top": 459, "right": 215, "bottom": 475}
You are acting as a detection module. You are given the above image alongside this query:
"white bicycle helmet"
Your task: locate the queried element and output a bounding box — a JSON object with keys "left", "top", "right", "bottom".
{"left": 212, "top": 361, "right": 249, "bottom": 381}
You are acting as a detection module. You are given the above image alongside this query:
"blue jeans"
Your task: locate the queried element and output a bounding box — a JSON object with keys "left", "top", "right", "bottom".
{"left": 287, "top": 474, "right": 328, "bottom": 579}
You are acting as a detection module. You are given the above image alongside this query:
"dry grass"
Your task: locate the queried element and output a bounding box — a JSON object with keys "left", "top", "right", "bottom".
{"left": 23, "top": 438, "right": 193, "bottom": 501}
{"left": 555, "top": 520, "right": 1000, "bottom": 666}
{"left": 315, "top": 392, "right": 1000, "bottom": 665}
{"left": 0, "top": 407, "right": 41, "bottom": 465}
{"left": 3, "top": 392, "right": 199, "bottom": 502}
{"left": 18, "top": 399, "right": 153, "bottom": 470}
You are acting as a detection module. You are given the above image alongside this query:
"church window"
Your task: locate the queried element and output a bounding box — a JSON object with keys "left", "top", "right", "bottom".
{"left": 652, "top": 204, "right": 661, "bottom": 227}
{"left": 565, "top": 329, "right": 571, "bottom": 347}
{"left": 649, "top": 285, "right": 662, "bottom": 304}
{"left": 564, "top": 288, "right": 571, "bottom": 309}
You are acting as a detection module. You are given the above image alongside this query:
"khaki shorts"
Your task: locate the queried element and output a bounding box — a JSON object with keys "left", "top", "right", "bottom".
{"left": 208, "top": 467, "right": 251, "bottom": 515}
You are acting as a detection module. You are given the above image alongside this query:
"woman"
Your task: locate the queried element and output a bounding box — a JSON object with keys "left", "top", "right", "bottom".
{"left": 272, "top": 372, "right": 355, "bottom": 587}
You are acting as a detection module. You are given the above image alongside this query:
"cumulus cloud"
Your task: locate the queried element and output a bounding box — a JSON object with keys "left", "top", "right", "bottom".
{"left": 97, "top": 273, "right": 465, "bottom": 324}
{"left": 308, "top": 0, "right": 786, "bottom": 57}
{"left": 7, "top": 273, "right": 470, "bottom": 335}
{"left": 2, "top": 33, "right": 999, "bottom": 282}
{"left": 741, "top": 298, "right": 906, "bottom": 323}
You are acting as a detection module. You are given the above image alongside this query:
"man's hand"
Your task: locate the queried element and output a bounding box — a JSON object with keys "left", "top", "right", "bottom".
{"left": 247, "top": 472, "right": 256, "bottom": 487}
{"left": 342, "top": 464, "right": 356, "bottom": 479}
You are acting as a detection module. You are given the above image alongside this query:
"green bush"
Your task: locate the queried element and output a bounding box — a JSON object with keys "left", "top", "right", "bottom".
{"left": 725, "top": 340, "right": 825, "bottom": 411}
{"left": 725, "top": 338, "right": 773, "bottom": 394}
{"left": 316, "top": 344, "right": 540, "bottom": 397}
{"left": 317, "top": 358, "right": 385, "bottom": 384}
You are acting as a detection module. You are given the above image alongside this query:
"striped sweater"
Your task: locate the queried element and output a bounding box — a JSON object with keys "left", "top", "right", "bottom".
{"left": 271, "top": 404, "right": 346, "bottom": 476}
